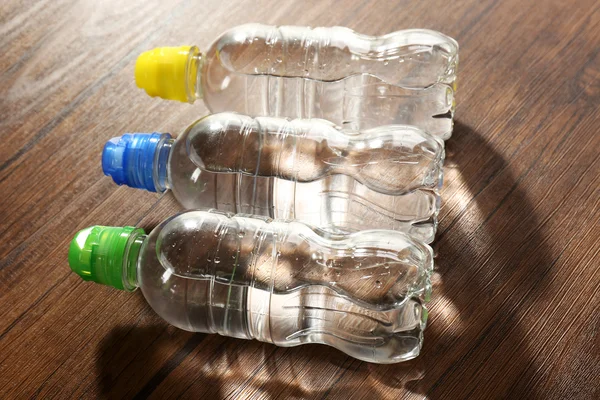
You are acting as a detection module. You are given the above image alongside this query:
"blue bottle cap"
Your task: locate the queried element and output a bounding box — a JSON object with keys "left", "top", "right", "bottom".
{"left": 102, "top": 133, "right": 171, "bottom": 192}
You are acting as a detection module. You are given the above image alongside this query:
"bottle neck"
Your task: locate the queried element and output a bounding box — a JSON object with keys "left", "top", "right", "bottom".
{"left": 153, "top": 137, "right": 175, "bottom": 192}
{"left": 122, "top": 232, "right": 147, "bottom": 291}
{"left": 188, "top": 52, "right": 204, "bottom": 101}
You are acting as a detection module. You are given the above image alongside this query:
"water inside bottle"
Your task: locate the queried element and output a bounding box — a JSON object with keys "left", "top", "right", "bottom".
{"left": 204, "top": 74, "right": 454, "bottom": 139}
{"left": 168, "top": 131, "right": 439, "bottom": 241}
{"left": 201, "top": 25, "right": 456, "bottom": 139}
{"left": 139, "top": 211, "right": 431, "bottom": 362}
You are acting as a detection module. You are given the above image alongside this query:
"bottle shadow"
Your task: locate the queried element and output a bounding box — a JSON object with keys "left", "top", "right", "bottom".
{"left": 366, "top": 120, "right": 555, "bottom": 398}
{"left": 94, "top": 324, "right": 206, "bottom": 399}
{"left": 95, "top": 121, "right": 553, "bottom": 398}
{"left": 95, "top": 323, "right": 356, "bottom": 399}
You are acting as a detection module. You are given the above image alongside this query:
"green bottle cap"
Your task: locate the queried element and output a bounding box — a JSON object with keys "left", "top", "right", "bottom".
{"left": 68, "top": 226, "right": 145, "bottom": 291}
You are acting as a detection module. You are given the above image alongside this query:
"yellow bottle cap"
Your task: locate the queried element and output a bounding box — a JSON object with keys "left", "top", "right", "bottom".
{"left": 135, "top": 46, "right": 199, "bottom": 103}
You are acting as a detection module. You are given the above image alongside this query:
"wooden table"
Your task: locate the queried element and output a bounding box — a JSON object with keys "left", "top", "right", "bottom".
{"left": 1, "top": 0, "right": 599, "bottom": 398}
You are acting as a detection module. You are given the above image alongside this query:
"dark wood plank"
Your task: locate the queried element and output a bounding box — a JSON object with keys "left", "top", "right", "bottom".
{"left": 1, "top": 0, "right": 599, "bottom": 398}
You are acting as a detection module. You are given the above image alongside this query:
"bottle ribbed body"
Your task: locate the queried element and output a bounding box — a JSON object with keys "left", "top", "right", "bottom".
{"left": 166, "top": 116, "right": 441, "bottom": 242}
{"left": 198, "top": 24, "right": 458, "bottom": 139}
{"left": 137, "top": 210, "right": 433, "bottom": 363}
{"left": 186, "top": 113, "right": 444, "bottom": 195}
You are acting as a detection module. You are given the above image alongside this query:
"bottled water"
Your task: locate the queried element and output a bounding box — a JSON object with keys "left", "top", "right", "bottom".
{"left": 102, "top": 113, "right": 442, "bottom": 242}
{"left": 135, "top": 24, "right": 458, "bottom": 139}
{"left": 186, "top": 113, "right": 443, "bottom": 195}
{"left": 68, "top": 209, "right": 433, "bottom": 363}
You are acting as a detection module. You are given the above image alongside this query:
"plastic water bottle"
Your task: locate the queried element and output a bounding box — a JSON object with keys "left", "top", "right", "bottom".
{"left": 185, "top": 113, "right": 443, "bottom": 195}
{"left": 102, "top": 113, "right": 443, "bottom": 242}
{"left": 134, "top": 24, "right": 458, "bottom": 139}
{"left": 68, "top": 210, "right": 433, "bottom": 363}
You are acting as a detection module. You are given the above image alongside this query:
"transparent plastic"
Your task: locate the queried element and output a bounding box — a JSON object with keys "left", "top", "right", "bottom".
{"left": 178, "top": 25, "right": 457, "bottom": 139}
{"left": 147, "top": 114, "right": 442, "bottom": 242}
{"left": 186, "top": 113, "right": 443, "bottom": 195}
{"left": 132, "top": 210, "right": 434, "bottom": 363}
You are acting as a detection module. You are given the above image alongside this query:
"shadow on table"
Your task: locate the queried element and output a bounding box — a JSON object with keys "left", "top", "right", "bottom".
{"left": 366, "top": 120, "right": 554, "bottom": 398}
{"left": 95, "top": 121, "right": 553, "bottom": 398}
{"left": 96, "top": 324, "right": 356, "bottom": 399}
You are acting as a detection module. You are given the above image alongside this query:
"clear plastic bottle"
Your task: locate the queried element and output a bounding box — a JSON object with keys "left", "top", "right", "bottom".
{"left": 135, "top": 24, "right": 458, "bottom": 139}
{"left": 68, "top": 210, "right": 433, "bottom": 363}
{"left": 102, "top": 113, "right": 442, "bottom": 242}
{"left": 187, "top": 113, "right": 443, "bottom": 195}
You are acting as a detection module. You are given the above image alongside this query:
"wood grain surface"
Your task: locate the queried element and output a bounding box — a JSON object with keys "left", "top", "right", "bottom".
{"left": 1, "top": 0, "right": 599, "bottom": 398}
